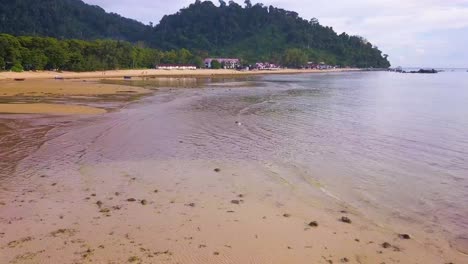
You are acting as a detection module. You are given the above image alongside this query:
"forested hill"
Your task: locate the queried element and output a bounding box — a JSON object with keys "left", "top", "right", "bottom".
{"left": 151, "top": 0, "right": 390, "bottom": 67}
{"left": 0, "top": 0, "right": 149, "bottom": 41}
{"left": 0, "top": 0, "right": 390, "bottom": 68}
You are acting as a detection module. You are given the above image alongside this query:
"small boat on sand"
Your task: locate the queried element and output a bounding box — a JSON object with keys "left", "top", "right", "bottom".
{"left": 14, "top": 78, "right": 25, "bottom": 81}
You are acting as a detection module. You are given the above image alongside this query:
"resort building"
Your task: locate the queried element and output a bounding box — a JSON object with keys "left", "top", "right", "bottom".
{"left": 254, "top": 62, "right": 281, "bottom": 70}
{"left": 204, "top": 58, "right": 241, "bottom": 69}
{"left": 306, "top": 62, "right": 336, "bottom": 70}
{"left": 156, "top": 64, "right": 197, "bottom": 70}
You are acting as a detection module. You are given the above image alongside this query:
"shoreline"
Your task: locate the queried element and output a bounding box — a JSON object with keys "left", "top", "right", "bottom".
{"left": 0, "top": 68, "right": 361, "bottom": 81}
{"left": 0, "top": 69, "right": 357, "bottom": 115}
{"left": 0, "top": 88, "right": 464, "bottom": 264}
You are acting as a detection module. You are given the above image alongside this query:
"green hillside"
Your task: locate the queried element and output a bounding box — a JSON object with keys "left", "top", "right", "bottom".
{"left": 0, "top": 0, "right": 390, "bottom": 69}
{"left": 150, "top": 1, "right": 390, "bottom": 67}
{"left": 0, "top": 0, "right": 149, "bottom": 41}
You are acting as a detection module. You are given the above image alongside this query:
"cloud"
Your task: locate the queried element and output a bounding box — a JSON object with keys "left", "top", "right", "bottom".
{"left": 83, "top": 0, "right": 468, "bottom": 67}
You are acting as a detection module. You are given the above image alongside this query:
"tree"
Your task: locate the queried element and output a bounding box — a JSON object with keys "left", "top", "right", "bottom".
{"left": 0, "top": 34, "right": 22, "bottom": 70}
{"left": 310, "top": 18, "right": 319, "bottom": 25}
{"left": 20, "top": 49, "right": 48, "bottom": 70}
{"left": 177, "top": 48, "right": 193, "bottom": 64}
{"left": 11, "top": 62, "right": 23, "bottom": 72}
{"left": 211, "top": 60, "right": 222, "bottom": 69}
{"left": 282, "top": 48, "right": 308, "bottom": 68}
{"left": 191, "top": 56, "right": 204, "bottom": 68}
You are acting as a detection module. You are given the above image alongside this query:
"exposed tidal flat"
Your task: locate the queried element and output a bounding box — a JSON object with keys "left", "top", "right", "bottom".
{"left": 1, "top": 71, "right": 468, "bottom": 263}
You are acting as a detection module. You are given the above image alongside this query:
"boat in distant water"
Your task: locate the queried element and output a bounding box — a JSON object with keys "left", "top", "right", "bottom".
{"left": 13, "top": 78, "right": 25, "bottom": 81}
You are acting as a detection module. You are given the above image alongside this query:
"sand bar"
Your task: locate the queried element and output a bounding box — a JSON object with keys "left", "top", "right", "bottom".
{"left": 0, "top": 103, "right": 106, "bottom": 114}
{"left": 0, "top": 79, "right": 150, "bottom": 97}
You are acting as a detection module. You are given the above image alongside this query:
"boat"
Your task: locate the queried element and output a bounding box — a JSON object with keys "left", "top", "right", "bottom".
{"left": 13, "top": 78, "right": 25, "bottom": 81}
{"left": 123, "top": 76, "right": 132, "bottom": 80}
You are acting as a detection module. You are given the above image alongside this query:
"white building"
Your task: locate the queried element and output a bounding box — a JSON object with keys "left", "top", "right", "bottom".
{"left": 156, "top": 64, "right": 197, "bottom": 70}
{"left": 204, "top": 58, "right": 240, "bottom": 69}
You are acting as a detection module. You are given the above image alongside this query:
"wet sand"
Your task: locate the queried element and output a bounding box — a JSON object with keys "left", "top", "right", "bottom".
{"left": 0, "top": 79, "right": 150, "bottom": 114}
{"left": 0, "top": 159, "right": 454, "bottom": 264}
{"left": 0, "top": 75, "right": 467, "bottom": 263}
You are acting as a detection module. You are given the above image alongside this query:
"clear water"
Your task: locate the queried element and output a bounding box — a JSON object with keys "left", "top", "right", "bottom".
{"left": 4, "top": 71, "right": 468, "bottom": 249}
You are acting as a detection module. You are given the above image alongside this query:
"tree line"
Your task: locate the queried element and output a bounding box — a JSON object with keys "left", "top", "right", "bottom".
{"left": 0, "top": 34, "right": 204, "bottom": 72}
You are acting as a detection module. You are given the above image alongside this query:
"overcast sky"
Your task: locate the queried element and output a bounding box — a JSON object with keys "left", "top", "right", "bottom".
{"left": 84, "top": 0, "right": 468, "bottom": 68}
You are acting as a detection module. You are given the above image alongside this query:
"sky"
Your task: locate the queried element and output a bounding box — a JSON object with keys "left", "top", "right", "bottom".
{"left": 84, "top": 0, "right": 468, "bottom": 68}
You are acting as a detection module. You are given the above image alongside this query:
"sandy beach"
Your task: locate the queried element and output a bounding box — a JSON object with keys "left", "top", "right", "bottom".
{"left": 1, "top": 72, "right": 467, "bottom": 264}
{"left": 0, "top": 68, "right": 359, "bottom": 81}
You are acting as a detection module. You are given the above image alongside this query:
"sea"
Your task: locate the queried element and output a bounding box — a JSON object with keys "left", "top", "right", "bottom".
{"left": 1, "top": 69, "right": 468, "bottom": 252}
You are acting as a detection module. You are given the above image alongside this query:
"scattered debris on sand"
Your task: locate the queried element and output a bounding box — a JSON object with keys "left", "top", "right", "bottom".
{"left": 399, "top": 233, "right": 411, "bottom": 239}
{"left": 128, "top": 256, "right": 141, "bottom": 262}
{"left": 382, "top": 242, "right": 392, "bottom": 248}
{"left": 340, "top": 216, "right": 352, "bottom": 224}
{"left": 7, "top": 237, "right": 33, "bottom": 248}
{"left": 50, "top": 229, "right": 77, "bottom": 237}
